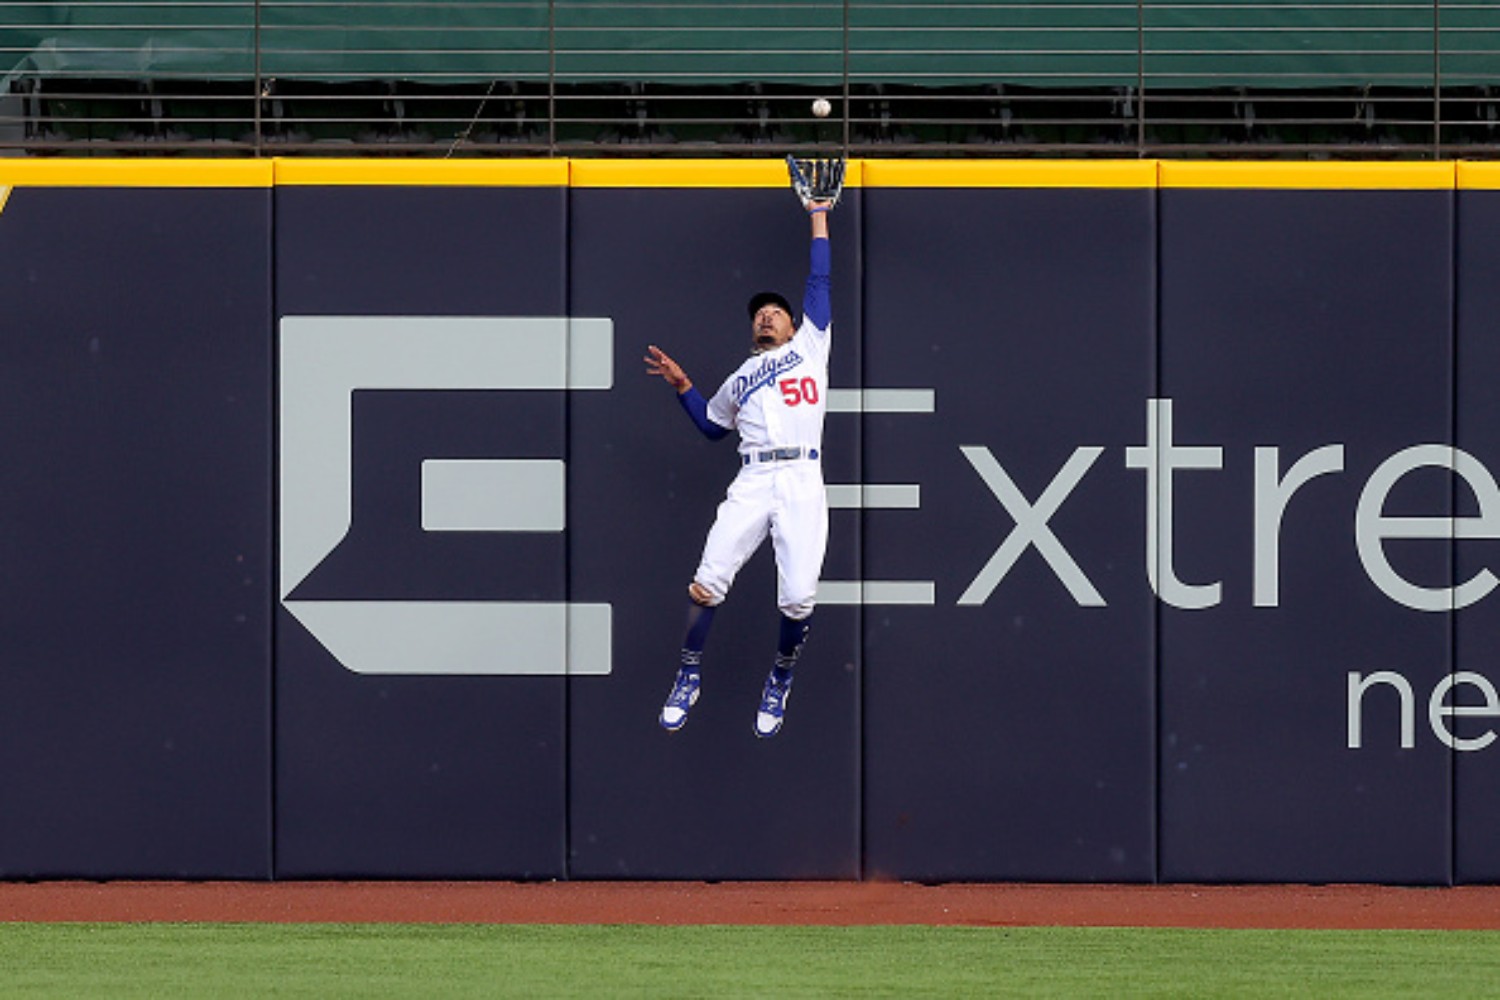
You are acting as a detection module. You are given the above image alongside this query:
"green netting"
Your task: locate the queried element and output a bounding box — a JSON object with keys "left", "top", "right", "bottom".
{"left": 1440, "top": 2, "right": 1500, "bottom": 86}
{"left": 1144, "top": 1, "right": 1438, "bottom": 88}
{"left": 1, "top": 2, "right": 253, "bottom": 77}
{"left": 0, "top": 0, "right": 1494, "bottom": 89}
{"left": 260, "top": 2, "right": 548, "bottom": 80}
{"left": 553, "top": 1, "right": 842, "bottom": 83}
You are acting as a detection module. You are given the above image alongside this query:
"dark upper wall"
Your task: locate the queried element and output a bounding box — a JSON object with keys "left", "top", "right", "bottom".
{"left": 0, "top": 159, "right": 1496, "bottom": 883}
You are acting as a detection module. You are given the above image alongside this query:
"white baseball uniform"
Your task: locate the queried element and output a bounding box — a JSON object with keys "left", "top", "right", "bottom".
{"left": 694, "top": 266, "right": 831, "bottom": 619}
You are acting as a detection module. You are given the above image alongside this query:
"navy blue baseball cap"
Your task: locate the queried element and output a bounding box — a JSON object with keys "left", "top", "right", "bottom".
{"left": 747, "top": 290, "right": 794, "bottom": 322}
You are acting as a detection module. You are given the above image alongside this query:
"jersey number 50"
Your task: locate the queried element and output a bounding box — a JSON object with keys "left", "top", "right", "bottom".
{"left": 779, "top": 377, "right": 820, "bottom": 407}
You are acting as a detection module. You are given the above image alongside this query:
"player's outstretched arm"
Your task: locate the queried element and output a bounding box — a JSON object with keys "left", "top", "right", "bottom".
{"left": 803, "top": 202, "right": 832, "bottom": 331}
{"left": 809, "top": 201, "right": 830, "bottom": 240}
{"left": 647, "top": 344, "right": 730, "bottom": 441}
{"left": 645, "top": 344, "right": 691, "bottom": 395}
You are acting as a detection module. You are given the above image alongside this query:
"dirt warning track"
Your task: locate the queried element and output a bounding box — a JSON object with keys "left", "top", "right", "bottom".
{"left": 1, "top": 881, "right": 1498, "bottom": 929}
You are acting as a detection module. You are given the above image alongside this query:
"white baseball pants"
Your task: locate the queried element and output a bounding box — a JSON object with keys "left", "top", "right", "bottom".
{"left": 693, "top": 460, "right": 828, "bottom": 620}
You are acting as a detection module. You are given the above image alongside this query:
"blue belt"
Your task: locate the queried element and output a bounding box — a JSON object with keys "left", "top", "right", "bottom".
{"left": 742, "top": 446, "right": 819, "bottom": 466}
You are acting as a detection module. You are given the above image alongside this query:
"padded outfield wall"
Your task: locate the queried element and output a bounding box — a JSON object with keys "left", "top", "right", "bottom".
{"left": 0, "top": 158, "right": 1496, "bottom": 883}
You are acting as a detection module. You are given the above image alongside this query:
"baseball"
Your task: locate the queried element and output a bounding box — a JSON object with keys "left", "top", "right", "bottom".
{"left": 811, "top": 98, "right": 832, "bottom": 119}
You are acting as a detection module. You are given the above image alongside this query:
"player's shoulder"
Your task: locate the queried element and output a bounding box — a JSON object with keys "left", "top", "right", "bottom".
{"left": 793, "top": 318, "right": 832, "bottom": 352}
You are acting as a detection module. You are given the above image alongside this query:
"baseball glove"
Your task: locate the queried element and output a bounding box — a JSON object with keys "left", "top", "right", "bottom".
{"left": 787, "top": 156, "right": 845, "bottom": 210}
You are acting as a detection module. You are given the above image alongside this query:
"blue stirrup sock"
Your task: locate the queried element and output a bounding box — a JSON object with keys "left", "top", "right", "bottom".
{"left": 680, "top": 602, "right": 717, "bottom": 671}
{"left": 772, "top": 613, "right": 812, "bottom": 682}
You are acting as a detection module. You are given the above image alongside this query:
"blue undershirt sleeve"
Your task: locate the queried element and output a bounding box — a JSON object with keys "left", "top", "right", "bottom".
{"left": 803, "top": 236, "right": 831, "bottom": 331}
{"left": 678, "top": 386, "right": 731, "bottom": 441}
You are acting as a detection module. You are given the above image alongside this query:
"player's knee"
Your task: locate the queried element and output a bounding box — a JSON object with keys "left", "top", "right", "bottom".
{"left": 779, "top": 595, "right": 815, "bottom": 620}
{"left": 688, "top": 581, "right": 723, "bottom": 607}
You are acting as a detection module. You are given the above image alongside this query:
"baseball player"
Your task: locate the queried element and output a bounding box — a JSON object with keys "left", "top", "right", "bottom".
{"left": 645, "top": 165, "right": 840, "bottom": 738}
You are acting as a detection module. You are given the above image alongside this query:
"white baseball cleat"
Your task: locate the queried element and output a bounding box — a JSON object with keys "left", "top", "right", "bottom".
{"left": 660, "top": 668, "right": 701, "bottom": 731}
{"left": 754, "top": 670, "right": 793, "bottom": 738}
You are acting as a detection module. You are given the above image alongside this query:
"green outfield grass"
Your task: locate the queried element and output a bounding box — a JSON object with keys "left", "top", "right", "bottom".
{"left": 1, "top": 923, "right": 1496, "bottom": 998}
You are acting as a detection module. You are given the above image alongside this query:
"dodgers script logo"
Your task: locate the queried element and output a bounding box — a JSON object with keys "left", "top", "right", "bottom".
{"left": 734, "top": 348, "right": 805, "bottom": 406}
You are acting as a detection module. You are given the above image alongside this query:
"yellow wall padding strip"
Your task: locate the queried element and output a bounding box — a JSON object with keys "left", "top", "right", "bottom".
{"left": 1458, "top": 162, "right": 1500, "bottom": 190}
{"left": 864, "top": 159, "right": 1157, "bottom": 188}
{"left": 273, "top": 158, "right": 567, "bottom": 186}
{"left": 0, "top": 158, "right": 1485, "bottom": 191}
{"left": 568, "top": 158, "right": 829, "bottom": 188}
{"left": 1159, "top": 161, "right": 1456, "bottom": 190}
{"left": 0, "top": 160, "right": 273, "bottom": 187}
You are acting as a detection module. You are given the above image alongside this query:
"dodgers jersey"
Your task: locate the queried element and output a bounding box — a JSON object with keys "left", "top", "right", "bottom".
{"left": 706, "top": 236, "right": 832, "bottom": 455}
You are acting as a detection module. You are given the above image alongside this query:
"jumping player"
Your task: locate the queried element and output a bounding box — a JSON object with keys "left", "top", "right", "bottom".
{"left": 645, "top": 180, "right": 836, "bottom": 738}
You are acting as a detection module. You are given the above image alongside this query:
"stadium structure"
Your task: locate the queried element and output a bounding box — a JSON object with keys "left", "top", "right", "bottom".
{"left": 1, "top": 0, "right": 1497, "bottom": 157}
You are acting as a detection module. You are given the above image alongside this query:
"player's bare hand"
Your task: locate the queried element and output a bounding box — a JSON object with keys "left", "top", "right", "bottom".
{"left": 645, "top": 344, "right": 691, "bottom": 393}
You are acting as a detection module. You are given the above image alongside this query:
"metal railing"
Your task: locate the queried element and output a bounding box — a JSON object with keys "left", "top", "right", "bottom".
{"left": 1, "top": 1, "right": 1497, "bottom": 157}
